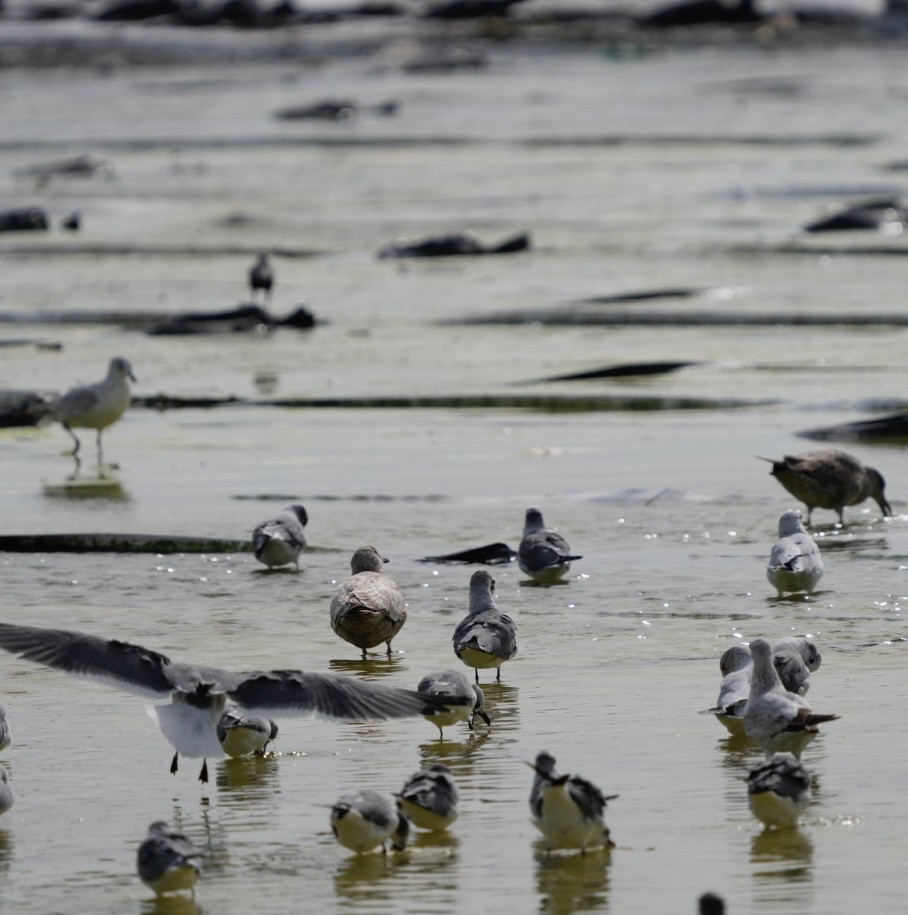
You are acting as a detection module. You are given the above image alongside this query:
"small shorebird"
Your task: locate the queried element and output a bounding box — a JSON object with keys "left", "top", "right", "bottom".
{"left": 453, "top": 571, "right": 517, "bottom": 683}
{"left": 766, "top": 510, "right": 824, "bottom": 597}
{"left": 743, "top": 638, "right": 838, "bottom": 757}
{"left": 216, "top": 707, "right": 278, "bottom": 758}
{"left": 747, "top": 753, "right": 812, "bottom": 828}
{"left": 330, "top": 546, "right": 407, "bottom": 658}
{"left": 760, "top": 449, "right": 892, "bottom": 524}
{"left": 416, "top": 668, "right": 491, "bottom": 737}
{"left": 248, "top": 253, "right": 273, "bottom": 302}
{"left": 0, "top": 766, "right": 12, "bottom": 815}
{"left": 330, "top": 790, "right": 409, "bottom": 854}
{"left": 528, "top": 751, "right": 617, "bottom": 854}
{"left": 137, "top": 821, "right": 202, "bottom": 896}
{"left": 252, "top": 504, "right": 308, "bottom": 570}
{"left": 517, "top": 507, "right": 582, "bottom": 583}
{"left": 0, "top": 621, "right": 465, "bottom": 784}
{"left": 397, "top": 764, "right": 460, "bottom": 831}
{"left": 49, "top": 356, "right": 135, "bottom": 463}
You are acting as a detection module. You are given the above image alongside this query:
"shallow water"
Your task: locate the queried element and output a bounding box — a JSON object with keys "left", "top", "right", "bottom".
{"left": 1, "top": 19, "right": 908, "bottom": 915}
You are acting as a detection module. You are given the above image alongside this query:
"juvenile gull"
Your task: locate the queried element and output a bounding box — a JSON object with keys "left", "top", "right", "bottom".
{"left": 330, "top": 790, "right": 409, "bottom": 854}
{"left": 747, "top": 753, "right": 812, "bottom": 828}
{"left": 0, "top": 621, "right": 467, "bottom": 783}
{"left": 761, "top": 449, "right": 892, "bottom": 525}
{"left": 0, "top": 766, "right": 12, "bottom": 815}
{"left": 766, "top": 510, "right": 824, "bottom": 597}
{"left": 216, "top": 707, "right": 278, "bottom": 759}
{"left": 49, "top": 356, "right": 135, "bottom": 463}
{"left": 453, "top": 570, "right": 517, "bottom": 683}
{"left": 528, "top": 751, "right": 617, "bottom": 854}
{"left": 137, "top": 821, "right": 202, "bottom": 896}
{"left": 252, "top": 504, "right": 308, "bottom": 571}
{"left": 397, "top": 764, "right": 460, "bottom": 831}
{"left": 330, "top": 546, "right": 407, "bottom": 658}
{"left": 517, "top": 507, "right": 582, "bottom": 583}
{"left": 742, "top": 638, "right": 839, "bottom": 757}
{"left": 248, "top": 253, "right": 273, "bottom": 302}
{"left": 416, "top": 668, "right": 491, "bottom": 738}
{"left": 0, "top": 703, "right": 10, "bottom": 753}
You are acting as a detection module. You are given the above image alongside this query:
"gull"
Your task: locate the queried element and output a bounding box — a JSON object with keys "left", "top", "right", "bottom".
{"left": 137, "top": 821, "right": 203, "bottom": 896}
{"left": 0, "top": 766, "right": 12, "bottom": 815}
{"left": 747, "top": 753, "right": 812, "bottom": 828}
{"left": 252, "top": 504, "right": 308, "bottom": 571}
{"left": 0, "top": 621, "right": 468, "bottom": 783}
{"left": 528, "top": 751, "right": 617, "bottom": 855}
{"left": 760, "top": 449, "right": 892, "bottom": 525}
{"left": 517, "top": 507, "right": 582, "bottom": 583}
{"left": 330, "top": 546, "right": 407, "bottom": 658}
{"left": 330, "top": 790, "right": 409, "bottom": 854}
{"left": 0, "top": 703, "right": 10, "bottom": 753}
{"left": 742, "top": 638, "right": 839, "bottom": 757}
{"left": 397, "top": 764, "right": 460, "bottom": 831}
{"left": 767, "top": 510, "right": 824, "bottom": 597}
{"left": 416, "top": 668, "right": 491, "bottom": 738}
{"left": 48, "top": 356, "right": 135, "bottom": 463}
{"left": 248, "top": 253, "right": 273, "bottom": 302}
{"left": 773, "top": 636, "right": 821, "bottom": 675}
{"left": 217, "top": 707, "right": 278, "bottom": 759}
{"left": 453, "top": 570, "right": 517, "bottom": 683}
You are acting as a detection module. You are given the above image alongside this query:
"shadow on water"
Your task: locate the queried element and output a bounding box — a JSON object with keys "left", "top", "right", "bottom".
{"left": 214, "top": 752, "right": 281, "bottom": 794}
{"left": 0, "top": 828, "right": 14, "bottom": 876}
{"left": 41, "top": 464, "right": 130, "bottom": 501}
{"left": 333, "top": 848, "right": 410, "bottom": 902}
{"left": 138, "top": 893, "right": 201, "bottom": 915}
{"left": 751, "top": 825, "right": 814, "bottom": 871}
{"left": 327, "top": 656, "right": 407, "bottom": 679}
{"left": 534, "top": 846, "right": 612, "bottom": 915}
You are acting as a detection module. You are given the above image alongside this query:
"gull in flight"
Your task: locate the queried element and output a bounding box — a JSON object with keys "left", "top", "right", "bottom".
{"left": 252, "top": 504, "right": 308, "bottom": 571}
{"left": 48, "top": 356, "right": 136, "bottom": 464}
{"left": 517, "top": 507, "right": 582, "bottom": 583}
{"left": 397, "top": 764, "right": 460, "bottom": 831}
{"left": 528, "top": 751, "right": 617, "bottom": 855}
{"left": 330, "top": 546, "right": 407, "bottom": 658}
{"left": 453, "top": 570, "right": 517, "bottom": 683}
{"left": 766, "top": 510, "right": 824, "bottom": 597}
{"left": 0, "top": 621, "right": 467, "bottom": 783}
{"left": 760, "top": 449, "right": 892, "bottom": 525}
{"left": 137, "top": 821, "right": 203, "bottom": 896}
{"left": 330, "top": 790, "right": 409, "bottom": 855}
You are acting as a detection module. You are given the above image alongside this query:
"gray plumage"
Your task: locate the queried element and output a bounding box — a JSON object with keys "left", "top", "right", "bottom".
{"left": 252, "top": 504, "right": 308, "bottom": 570}
{"left": 747, "top": 753, "right": 812, "bottom": 828}
{"left": 330, "top": 790, "right": 409, "bottom": 854}
{"left": 416, "top": 668, "right": 491, "bottom": 737}
{"left": 137, "top": 821, "right": 202, "bottom": 896}
{"left": 517, "top": 507, "right": 582, "bottom": 583}
{"left": 767, "top": 510, "right": 824, "bottom": 597}
{"left": 49, "top": 356, "right": 135, "bottom": 463}
{"left": 0, "top": 766, "right": 12, "bottom": 816}
{"left": 528, "top": 751, "right": 616, "bottom": 854}
{"left": 0, "top": 703, "right": 10, "bottom": 753}
{"left": 330, "top": 546, "right": 407, "bottom": 658}
{"left": 216, "top": 707, "right": 278, "bottom": 758}
{"left": 763, "top": 449, "right": 892, "bottom": 524}
{"left": 397, "top": 764, "right": 460, "bottom": 831}
{"left": 742, "top": 638, "right": 839, "bottom": 757}
{"left": 0, "top": 621, "right": 465, "bottom": 784}
{"left": 452, "top": 570, "right": 517, "bottom": 683}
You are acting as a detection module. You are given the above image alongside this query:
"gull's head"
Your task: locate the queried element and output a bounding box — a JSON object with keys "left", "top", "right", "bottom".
{"left": 350, "top": 545, "right": 386, "bottom": 574}
{"left": 287, "top": 504, "right": 308, "bottom": 527}
{"left": 524, "top": 507, "right": 545, "bottom": 531}
{"left": 469, "top": 570, "right": 495, "bottom": 594}
{"left": 529, "top": 750, "right": 558, "bottom": 780}
{"left": 719, "top": 644, "right": 752, "bottom": 677}
{"left": 471, "top": 684, "right": 491, "bottom": 727}
{"left": 777, "top": 510, "right": 806, "bottom": 537}
{"left": 110, "top": 356, "right": 136, "bottom": 384}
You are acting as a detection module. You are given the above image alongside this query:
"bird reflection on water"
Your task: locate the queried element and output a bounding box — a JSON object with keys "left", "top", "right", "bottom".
{"left": 534, "top": 846, "right": 611, "bottom": 915}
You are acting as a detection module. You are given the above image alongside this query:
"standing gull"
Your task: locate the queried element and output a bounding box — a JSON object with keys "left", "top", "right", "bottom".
{"left": 252, "top": 504, "right": 308, "bottom": 571}
{"left": 48, "top": 356, "right": 135, "bottom": 463}
{"left": 248, "top": 253, "right": 273, "bottom": 302}
{"left": 747, "top": 753, "right": 812, "bottom": 828}
{"left": 766, "top": 510, "right": 824, "bottom": 597}
{"left": 330, "top": 790, "right": 409, "bottom": 855}
{"left": 416, "top": 668, "right": 491, "bottom": 738}
{"left": 742, "top": 638, "right": 838, "bottom": 757}
{"left": 761, "top": 449, "right": 892, "bottom": 524}
{"left": 453, "top": 570, "right": 517, "bottom": 683}
{"left": 217, "top": 707, "right": 278, "bottom": 758}
{"left": 0, "top": 703, "right": 10, "bottom": 753}
{"left": 137, "top": 821, "right": 203, "bottom": 896}
{"left": 330, "top": 546, "right": 407, "bottom": 658}
{"left": 397, "top": 764, "right": 460, "bottom": 831}
{"left": 518, "top": 507, "right": 582, "bottom": 583}
{"left": 528, "top": 751, "right": 617, "bottom": 854}
{"left": 0, "top": 621, "right": 467, "bottom": 783}
{"left": 0, "top": 766, "right": 12, "bottom": 815}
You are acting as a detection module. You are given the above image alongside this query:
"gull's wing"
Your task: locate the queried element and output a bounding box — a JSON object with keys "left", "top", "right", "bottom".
{"left": 227, "top": 669, "right": 468, "bottom": 720}
{"left": 52, "top": 385, "right": 99, "bottom": 420}
{"left": 0, "top": 622, "right": 173, "bottom": 698}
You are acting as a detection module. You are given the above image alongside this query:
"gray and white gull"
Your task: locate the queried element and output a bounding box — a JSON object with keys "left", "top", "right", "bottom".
{"left": 330, "top": 790, "right": 409, "bottom": 855}
{"left": 0, "top": 621, "right": 466, "bottom": 783}
{"left": 518, "top": 507, "right": 582, "bottom": 583}
{"left": 747, "top": 753, "right": 812, "bottom": 828}
{"left": 252, "top": 504, "right": 308, "bottom": 571}
{"left": 397, "top": 764, "right": 460, "bottom": 831}
{"left": 137, "top": 820, "right": 203, "bottom": 896}
{"left": 453, "top": 570, "right": 517, "bottom": 683}
{"left": 766, "top": 510, "right": 824, "bottom": 597}
{"left": 416, "top": 668, "right": 491, "bottom": 738}
{"left": 216, "top": 707, "right": 278, "bottom": 759}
